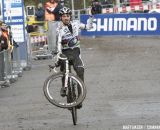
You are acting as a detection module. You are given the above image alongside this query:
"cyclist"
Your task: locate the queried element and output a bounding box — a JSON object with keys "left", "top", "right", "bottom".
{"left": 56, "top": 7, "right": 93, "bottom": 109}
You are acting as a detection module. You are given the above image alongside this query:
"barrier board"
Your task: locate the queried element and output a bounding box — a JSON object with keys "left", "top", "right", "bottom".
{"left": 81, "top": 14, "right": 160, "bottom": 36}
{"left": 2, "top": 0, "right": 25, "bottom": 43}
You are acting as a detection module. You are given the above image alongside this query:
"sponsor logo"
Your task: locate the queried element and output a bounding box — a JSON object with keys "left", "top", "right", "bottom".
{"left": 88, "top": 17, "right": 157, "bottom": 32}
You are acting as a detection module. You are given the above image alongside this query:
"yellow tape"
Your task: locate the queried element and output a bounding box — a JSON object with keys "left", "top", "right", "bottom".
{"left": 29, "top": 32, "right": 47, "bottom": 36}
{"left": 26, "top": 21, "right": 45, "bottom": 24}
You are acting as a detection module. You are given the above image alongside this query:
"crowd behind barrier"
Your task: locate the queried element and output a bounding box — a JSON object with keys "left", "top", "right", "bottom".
{"left": 0, "top": 20, "right": 46, "bottom": 87}
{"left": 0, "top": 45, "right": 23, "bottom": 87}
{"left": 0, "top": 23, "right": 23, "bottom": 88}
{"left": 101, "top": 0, "right": 160, "bottom": 13}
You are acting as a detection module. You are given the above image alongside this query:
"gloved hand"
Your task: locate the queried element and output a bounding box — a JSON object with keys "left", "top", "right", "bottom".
{"left": 57, "top": 53, "right": 67, "bottom": 61}
{"left": 51, "top": 49, "right": 58, "bottom": 56}
{"left": 86, "top": 15, "right": 94, "bottom": 29}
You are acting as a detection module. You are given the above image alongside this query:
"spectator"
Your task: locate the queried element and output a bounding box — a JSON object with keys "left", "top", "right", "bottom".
{"left": 26, "top": 23, "right": 38, "bottom": 33}
{"left": 91, "top": 0, "right": 102, "bottom": 15}
{"left": 102, "top": 0, "right": 113, "bottom": 8}
{"left": 35, "top": 3, "right": 45, "bottom": 22}
{"left": 121, "top": 0, "right": 129, "bottom": 6}
{"left": 0, "top": 23, "right": 10, "bottom": 87}
{"left": 45, "top": 0, "right": 63, "bottom": 21}
{"left": 52, "top": 1, "right": 63, "bottom": 21}
{"left": 0, "top": 27, "right": 8, "bottom": 51}
{"left": 45, "top": 0, "right": 58, "bottom": 21}
{"left": 35, "top": 3, "right": 45, "bottom": 33}
{"left": 45, "top": 0, "right": 63, "bottom": 52}
{"left": 0, "top": 23, "right": 13, "bottom": 51}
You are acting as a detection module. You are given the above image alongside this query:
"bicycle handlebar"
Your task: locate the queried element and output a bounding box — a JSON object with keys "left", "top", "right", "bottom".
{"left": 48, "top": 53, "right": 68, "bottom": 73}
{"left": 57, "top": 53, "right": 68, "bottom": 60}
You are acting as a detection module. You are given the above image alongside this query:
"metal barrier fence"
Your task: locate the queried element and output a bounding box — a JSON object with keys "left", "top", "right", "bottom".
{"left": 47, "top": 21, "right": 58, "bottom": 53}
{"left": 28, "top": 31, "right": 52, "bottom": 60}
{"left": 72, "top": 8, "right": 90, "bottom": 20}
{"left": 0, "top": 46, "right": 23, "bottom": 87}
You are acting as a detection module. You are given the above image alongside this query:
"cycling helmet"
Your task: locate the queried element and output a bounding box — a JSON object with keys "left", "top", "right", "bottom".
{"left": 59, "top": 7, "right": 72, "bottom": 16}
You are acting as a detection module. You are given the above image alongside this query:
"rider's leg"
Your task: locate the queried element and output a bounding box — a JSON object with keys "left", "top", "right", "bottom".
{"left": 62, "top": 48, "right": 84, "bottom": 108}
{"left": 74, "top": 66, "right": 84, "bottom": 82}
{"left": 74, "top": 66, "right": 84, "bottom": 109}
{"left": 72, "top": 48, "right": 84, "bottom": 81}
{"left": 72, "top": 48, "right": 84, "bottom": 109}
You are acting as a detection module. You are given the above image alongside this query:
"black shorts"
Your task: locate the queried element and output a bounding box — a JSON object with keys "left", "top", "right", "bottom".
{"left": 61, "top": 47, "right": 84, "bottom": 71}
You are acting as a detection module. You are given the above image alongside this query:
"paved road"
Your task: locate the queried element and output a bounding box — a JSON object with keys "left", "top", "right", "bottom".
{"left": 1, "top": 36, "right": 160, "bottom": 130}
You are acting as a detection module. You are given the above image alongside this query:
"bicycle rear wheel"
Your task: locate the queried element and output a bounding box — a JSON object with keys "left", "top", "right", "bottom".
{"left": 43, "top": 72, "right": 86, "bottom": 108}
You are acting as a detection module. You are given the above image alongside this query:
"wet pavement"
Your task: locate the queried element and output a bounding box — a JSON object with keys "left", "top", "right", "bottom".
{"left": 1, "top": 36, "right": 160, "bottom": 130}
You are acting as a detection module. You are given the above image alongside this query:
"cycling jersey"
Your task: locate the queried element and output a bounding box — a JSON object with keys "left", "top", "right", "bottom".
{"left": 56, "top": 16, "right": 93, "bottom": 52}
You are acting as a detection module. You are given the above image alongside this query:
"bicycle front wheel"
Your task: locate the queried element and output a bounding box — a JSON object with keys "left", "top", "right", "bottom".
{"left": 43, "top": 72, "right": 86, "bottom": 108}
{"left": 71, "top": 107, "right": 77, "bottom": 125}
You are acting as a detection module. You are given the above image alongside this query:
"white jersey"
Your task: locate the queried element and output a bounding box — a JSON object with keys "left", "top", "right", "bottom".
{"left": 56, "top": 17, "right": 93, "bottom": 52}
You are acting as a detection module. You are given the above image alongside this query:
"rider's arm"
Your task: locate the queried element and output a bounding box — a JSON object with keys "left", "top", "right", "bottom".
{"left": 57, "top": 33, "right": 62, "bottom": 53}
{"left": 56, "top": 28, "right": 62, "bottom": 54}
{"left": 55, "top": 29, "right": 62, "bottom": 64}
{"left": 79, "top": 15, "right": 93, "bottom": 30}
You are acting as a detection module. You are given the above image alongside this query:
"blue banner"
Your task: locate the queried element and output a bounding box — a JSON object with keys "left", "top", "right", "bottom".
{"left": 2, "top": 0, "right": 25, "bottom": 43}
{"left": 80, "top": 14, "right": 160, "bottom": 36}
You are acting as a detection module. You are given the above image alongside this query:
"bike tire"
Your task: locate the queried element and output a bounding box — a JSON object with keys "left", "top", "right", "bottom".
{"left": 67, "top": 78, "right": 77, "bottom": 125}
{"left": 43, "top": 72, "right": 86, "bottom": 108}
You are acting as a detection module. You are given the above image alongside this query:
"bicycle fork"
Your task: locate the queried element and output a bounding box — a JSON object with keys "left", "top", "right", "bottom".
{"left": 64, "top": 60, "right": 69, "bottom": 89}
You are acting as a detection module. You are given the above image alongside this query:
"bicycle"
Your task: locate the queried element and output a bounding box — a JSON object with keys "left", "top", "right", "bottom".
{"left": 43, "top": 53, "right": 87, "bottom": 125}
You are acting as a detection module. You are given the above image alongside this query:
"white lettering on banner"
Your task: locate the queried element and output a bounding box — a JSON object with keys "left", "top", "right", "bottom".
{"left": 11, "top": 0, "right": 21, "bottom": 3}
{"left": 4, "top": 19, "right": 23, "bottom": 23}
{"left": 114, "top": 18, "right": 126, "bottom": 31}
{"left": 11, "top": 19, "right": 23, "bottom": 22}
{"left": 11, "top": 25, "right": 24, "bottom": 42}
{"left": 148, "top": 18, "right": 157, "bottom": 31}
{"left": 109, "top": 18, "right": 113, "bottom": 31}
{"left": 137, "top": 18, "right": 147, "bottom": 31}
{"left": 127, "top": 18, "right": 137, "bottom": 31}
{"left": 89, "top": 17, "right": 157, "bottom": 32}
{"left": 97, "top": 19, "right": 108, "bottom": 31}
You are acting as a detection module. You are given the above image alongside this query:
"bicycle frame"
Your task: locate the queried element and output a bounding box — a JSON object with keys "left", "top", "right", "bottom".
{"left": 64, "top": 58, "right": 69, "bottom": 89}
{"left": 51, "top": 54, "right": 70, "bottom": 89}
{"left": 45, "top": 52, "right": 86, "bottom": 118}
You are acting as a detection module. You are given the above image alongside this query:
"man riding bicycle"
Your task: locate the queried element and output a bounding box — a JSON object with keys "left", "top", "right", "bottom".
{"left": 55, "top": 7, "right": 93, "bottom": 108}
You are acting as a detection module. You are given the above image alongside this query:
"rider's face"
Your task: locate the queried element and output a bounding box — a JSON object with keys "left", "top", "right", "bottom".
{"left": 61, "top": 14, "right": 71, "bottom": 25}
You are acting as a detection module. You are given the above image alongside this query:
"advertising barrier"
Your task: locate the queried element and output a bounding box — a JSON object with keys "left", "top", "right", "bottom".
{"left": 2, "top": 0, "right": 25, "bottom": 43}
{"left": 2, "top": 0, "right": 28, "bottom": 69}
{"left": 81, "top": 14, "right": 160, "bottom": 36}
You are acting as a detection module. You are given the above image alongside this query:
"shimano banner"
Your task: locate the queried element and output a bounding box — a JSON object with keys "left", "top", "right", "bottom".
{"left": 80, "top": 14, "right": 160, "bottom": 36}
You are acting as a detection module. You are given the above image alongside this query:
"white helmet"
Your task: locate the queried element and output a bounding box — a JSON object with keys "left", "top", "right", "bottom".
{"left": 59, "top": 7, "right": 72, "bottom": 16}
